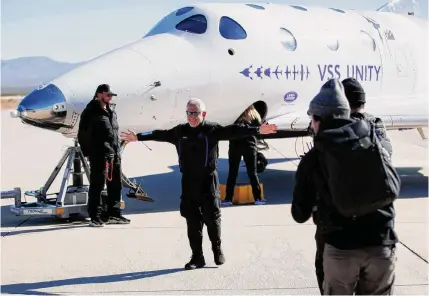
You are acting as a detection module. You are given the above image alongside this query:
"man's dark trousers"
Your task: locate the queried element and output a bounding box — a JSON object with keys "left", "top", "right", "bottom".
{"left": 179, "top": 181, "right": 222, "bottom": 257}
{"left": 323, "top": 243, "right": 396, "bottom": 295}
{"left": 87, "top": 155, "right": 122, "bottom": 219}
{"left": 315, "top": 226, "right": 325, "bottom": 294}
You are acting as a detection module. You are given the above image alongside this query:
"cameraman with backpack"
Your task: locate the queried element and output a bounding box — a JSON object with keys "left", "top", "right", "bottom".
{"left": 310, "top": 78, "right": 395, "bottom": 294}
{"left": 292, "top": 79, "right": 400, "bottom": 295}
{"left": 78, "top": 84, "right": 130, "bottom": 227}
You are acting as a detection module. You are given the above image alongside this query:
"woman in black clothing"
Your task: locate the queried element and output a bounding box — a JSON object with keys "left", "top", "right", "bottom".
{"left": 222, "top": 105, "right": 266, "bottom": 206}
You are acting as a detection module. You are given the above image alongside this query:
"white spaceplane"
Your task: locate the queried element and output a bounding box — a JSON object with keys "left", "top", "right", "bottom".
{"left": 12, "top": 1, "right": 428, "bottom": 139}
{"left": 6, "top": 0, "right": 428, "bottom": 216}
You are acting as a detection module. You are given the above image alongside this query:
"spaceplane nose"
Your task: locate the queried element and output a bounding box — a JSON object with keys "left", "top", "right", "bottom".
{"left": 15, "top": 84, "right": 68, "bottom": 131}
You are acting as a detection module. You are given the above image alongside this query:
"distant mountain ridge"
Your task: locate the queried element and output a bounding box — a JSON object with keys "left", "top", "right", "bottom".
{"left": 1, "top": 56, "right": 83, "bottom": 95}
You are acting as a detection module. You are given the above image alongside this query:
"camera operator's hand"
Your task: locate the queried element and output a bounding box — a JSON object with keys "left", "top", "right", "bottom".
{"left": 120, "top": 129, "right": 138, "bottom": 143}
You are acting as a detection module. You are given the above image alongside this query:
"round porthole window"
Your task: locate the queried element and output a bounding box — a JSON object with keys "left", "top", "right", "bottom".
{"left": 360, "top": 30, "right": 376, "bottom": 51}
{"left": 280, "top": 27, "right": 297, "bottom": 51}
{"left": 324, "top": 29, "right": 339, "bottom": 51}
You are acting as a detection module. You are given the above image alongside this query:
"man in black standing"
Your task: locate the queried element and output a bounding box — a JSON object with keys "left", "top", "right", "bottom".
{"left": 292, "top": 79, "right": 398, "bottom": 295}
{"left": 78, "top": 84, "right": 130, "bottom": 227}
{"left": 342, "top": 77, "right": 393, "bottom": 154}
{"left": 121, "top": 98, "right": 277, "bottom": 269}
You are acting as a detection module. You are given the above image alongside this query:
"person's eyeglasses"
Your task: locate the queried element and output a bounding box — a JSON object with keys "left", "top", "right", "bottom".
{"left": 186, "top": 111, "right": 201, "bottom": 116}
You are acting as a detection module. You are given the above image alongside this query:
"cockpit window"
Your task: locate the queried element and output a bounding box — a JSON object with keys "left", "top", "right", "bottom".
{"left": 176, "top": 6, "right": 194, "bottom": 16}
{"left": 219, "top": 16, "right": 247, "bottom": 40}
{"left": 176, "top": 14, "right": 207, "bottom": 34}
{"left": 144, "top": 10, "right": 177, "bottom": 38}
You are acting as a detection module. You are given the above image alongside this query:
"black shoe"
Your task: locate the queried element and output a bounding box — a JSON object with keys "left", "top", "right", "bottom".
{"left": 89, "top": 217, "right": 105, "bottom": 227}
{"left": 100, "top": 212, "right": 110, "bottom": 223}
{"left": 184, "top": 254, "right": 206, "bottom": 270}
{"left": 212, "top": 242, "right": 225, "bottom": 265}
{"left": 108, "top": 215, "right": 131, "bottom": 224}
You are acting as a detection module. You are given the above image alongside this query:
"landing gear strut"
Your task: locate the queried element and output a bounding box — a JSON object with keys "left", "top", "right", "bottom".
{"left": 120, "top": 140, "right": 154, "bottom": 202}
{"left": 417, "top": 127, "right": 427, "bottom": 140}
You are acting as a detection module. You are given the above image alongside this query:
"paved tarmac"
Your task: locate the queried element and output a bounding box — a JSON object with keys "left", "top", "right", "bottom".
{"left": 1, "top": 112, "right": 428, "bottom": 295}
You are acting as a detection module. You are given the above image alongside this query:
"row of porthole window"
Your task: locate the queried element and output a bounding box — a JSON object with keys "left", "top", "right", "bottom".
{"left": 245, "top": 3, "right": 346, "bottom": 14}
{"left": 174, "top": 4, "right": 348, "bottom": 42}
{"left": 177, "top": 4, "right": 346, "bottom": 13}
{"left": 281, "top": 28, "right": 377, "bottom": 52}
{"left": 175, "top": 14, "right": 376, "bottom": 52}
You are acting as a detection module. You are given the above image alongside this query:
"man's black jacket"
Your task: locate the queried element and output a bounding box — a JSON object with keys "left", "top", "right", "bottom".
{"left": 78, "top": 99, "right": 120, "bottom": 160}
{"left": 292, "top": 118, "right": 398, "bottom": 249}
{"left": 136, "top": 120, "right": 260, "bottom": 198}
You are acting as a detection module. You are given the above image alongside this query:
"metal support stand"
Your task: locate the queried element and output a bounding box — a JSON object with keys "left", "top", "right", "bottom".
{"left": 9, "top": 139, "right": 125, "bottom": 218}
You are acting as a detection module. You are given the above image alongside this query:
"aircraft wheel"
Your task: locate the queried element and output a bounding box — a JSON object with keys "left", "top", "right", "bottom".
{"left": 256, "top": 152, "right": 268, "bottom": 173}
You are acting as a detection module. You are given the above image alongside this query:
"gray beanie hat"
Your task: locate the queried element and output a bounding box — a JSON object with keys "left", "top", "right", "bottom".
{"left": 307, "top": 78, "right": 351, "bottom": 119}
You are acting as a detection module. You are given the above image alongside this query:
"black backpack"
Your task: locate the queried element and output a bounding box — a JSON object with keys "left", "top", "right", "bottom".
{"left": 320, "top": 119, "right": 401, "bottom": 218}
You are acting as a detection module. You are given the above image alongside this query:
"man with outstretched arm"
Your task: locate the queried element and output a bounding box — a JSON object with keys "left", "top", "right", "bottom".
{"left": 121, "top": 98, "right": 277, "bottom": 270}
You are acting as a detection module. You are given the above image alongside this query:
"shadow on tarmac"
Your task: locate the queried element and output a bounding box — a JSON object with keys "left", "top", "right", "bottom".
{"left": 0, "top": 157, "right": 296, "bottom": 232}
{"left": 1, "top": 156, "right": 427, "bottom": 233}
{"left": 0, "top": 268, "right": 189, "bottom": 295}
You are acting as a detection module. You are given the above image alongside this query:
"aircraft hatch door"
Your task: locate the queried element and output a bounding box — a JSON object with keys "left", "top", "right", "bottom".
{"left": 391, "top": 46, "right": 415, "bottom": 93}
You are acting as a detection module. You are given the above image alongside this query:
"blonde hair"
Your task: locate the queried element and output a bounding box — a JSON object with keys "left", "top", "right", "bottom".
{"left": 239, "top": 105, "right": 261, "bottom": 124}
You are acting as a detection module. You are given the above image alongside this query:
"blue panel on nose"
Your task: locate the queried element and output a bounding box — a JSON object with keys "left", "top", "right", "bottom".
{"left": 17, "top": 84, "right": 68, "bottom": 130}
{"left": 18, "top": 84, "right": 66, "bottom": 113}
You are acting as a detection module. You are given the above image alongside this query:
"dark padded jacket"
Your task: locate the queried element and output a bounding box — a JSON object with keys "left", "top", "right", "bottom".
{"left": 136, "top": 120, "right": 260, "bottom": 198}
{"left": 78, "top": 99, "right": 120, "bottom": 160}
{"left": 292, "top": 118, "right": 398, "bottom": 250}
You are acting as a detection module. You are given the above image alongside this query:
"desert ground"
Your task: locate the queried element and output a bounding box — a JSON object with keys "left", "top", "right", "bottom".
{"left": 0, "top": 95, "right": 23, "bottom": 110}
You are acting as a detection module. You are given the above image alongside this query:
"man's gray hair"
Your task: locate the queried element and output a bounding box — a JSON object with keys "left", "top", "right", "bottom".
{"left": 187, "top": 98, "right": 206, "bottom": 112}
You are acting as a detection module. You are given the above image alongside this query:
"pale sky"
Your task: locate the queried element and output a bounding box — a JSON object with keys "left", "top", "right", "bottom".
{"left": 1, "top": 0, "right": 404, "bottom": 63}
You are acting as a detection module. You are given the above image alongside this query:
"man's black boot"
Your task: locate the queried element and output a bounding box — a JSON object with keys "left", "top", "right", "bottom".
{"left": 212, "top": 241, "right": 225, "bottom": 265}
{"left": 184, "top": 253, "right": 206, "bottom": 270}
